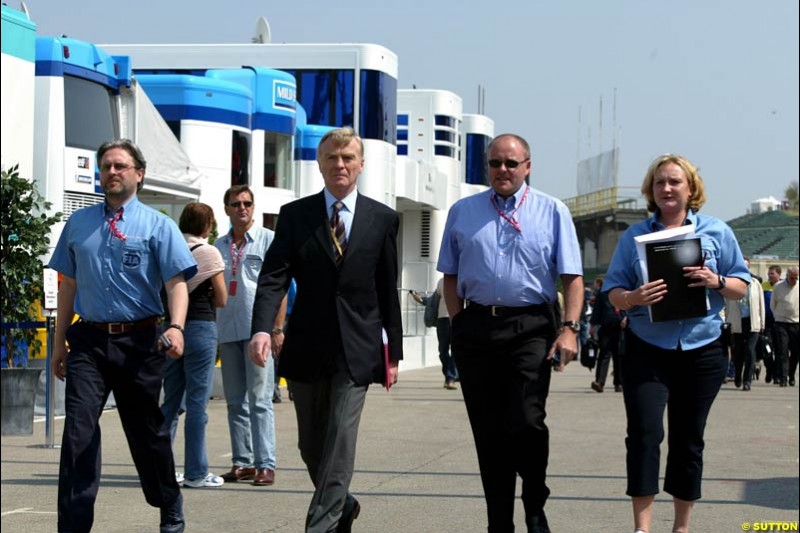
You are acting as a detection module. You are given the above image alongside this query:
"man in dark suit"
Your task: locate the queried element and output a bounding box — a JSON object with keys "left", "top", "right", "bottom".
{"left": 248, "top": 127, "right": 403, "bottom": 533}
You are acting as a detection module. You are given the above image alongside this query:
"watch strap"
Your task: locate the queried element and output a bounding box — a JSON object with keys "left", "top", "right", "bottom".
{"left": 562, "top": 320, "right": 581, "bottom": 332}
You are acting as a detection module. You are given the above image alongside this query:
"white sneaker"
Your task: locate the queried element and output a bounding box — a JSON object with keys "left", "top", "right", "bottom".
{"left": 183, "top": 472, "right": 225, "bottom": 488}
{"left": 175, "top": 472, "right": 184, "bottom": 483}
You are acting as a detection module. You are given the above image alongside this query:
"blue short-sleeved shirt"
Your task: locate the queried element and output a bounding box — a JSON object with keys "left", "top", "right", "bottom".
{"left": 437, "top": 186, "right": 583, "bottom": 306}
{"left": 48, "top": 196, "right": 197, "bottom": 322}
{"left": 215, "top": 225, "right": 275, "bottom": 343}
{"left": 603, "top": 210, "right": 750, "bottom": 350}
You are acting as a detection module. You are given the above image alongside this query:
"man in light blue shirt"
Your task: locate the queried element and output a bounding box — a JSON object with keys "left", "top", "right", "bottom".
{"left": 438, "top": 133, "right": 583, "bottom": 532}
{"left": 49, "top": 139, "right": 196, "bottom": 533}
{"left": 214, "top": 185, "right": 278, "bottom": 487}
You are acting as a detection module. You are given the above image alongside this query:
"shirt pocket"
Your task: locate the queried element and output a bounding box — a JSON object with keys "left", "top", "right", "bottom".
{"left": 518, "top": 231, "right": 551, "bottom": 277}
{"left": 244, "top": 253, "right": 263, "bottom": 279}
{"left": 699, "top": 238, "right": 718, "bottom": 274}
{"left": 115, "top": 238, "right": 150, "bottom": 273}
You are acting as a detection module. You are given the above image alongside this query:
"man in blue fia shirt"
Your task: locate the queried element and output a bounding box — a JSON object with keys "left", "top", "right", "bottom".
{"left": 437, "top": 133, "right": 584, "bottom": 533}
{"left": 49, "top": 139, "right": 197, "bottom": 533}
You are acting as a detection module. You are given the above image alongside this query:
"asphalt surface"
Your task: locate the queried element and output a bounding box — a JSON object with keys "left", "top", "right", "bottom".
{"left": 2, "top": 360, "right": 798, "bottom": 532}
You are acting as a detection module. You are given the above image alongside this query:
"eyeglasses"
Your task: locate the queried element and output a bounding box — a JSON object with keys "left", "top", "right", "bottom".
{"left": 228, "top": 201, "right": 253, "bottom": 209}
{"left": 100, "top": 162, "right": 139, "bottom": 172}
{"left": 488, "top": 158, "right": 529, "bottom": 169}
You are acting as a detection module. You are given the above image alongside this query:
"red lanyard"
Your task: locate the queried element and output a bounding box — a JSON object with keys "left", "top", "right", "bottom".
{"left": 229, "top": 236, "right": 247, "bottom": 277}
{"left": 491, "top": 186, "right": 529, "bottom": 232}
{"left": 106, "top": 207, "right": 126, "bottom": 242}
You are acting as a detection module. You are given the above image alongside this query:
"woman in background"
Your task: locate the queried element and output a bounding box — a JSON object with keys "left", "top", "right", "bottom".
{"left": 162, "top": 203, "right": 227, "bottom": 488}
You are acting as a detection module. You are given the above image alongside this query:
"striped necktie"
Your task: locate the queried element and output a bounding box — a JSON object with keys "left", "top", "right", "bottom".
{"left": 330, "top": 201, "right": 347, "bottom": 263}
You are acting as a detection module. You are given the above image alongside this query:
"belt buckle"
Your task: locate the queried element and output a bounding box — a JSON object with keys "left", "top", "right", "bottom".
{"left": 108, "top": 322, "right": 124, "bottom": 334}
{"left": 491, "top": 306, "right": 500, "bottom": 317}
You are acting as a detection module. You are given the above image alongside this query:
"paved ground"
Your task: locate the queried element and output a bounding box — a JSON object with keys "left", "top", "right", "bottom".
{"left": 2, "top": 361, "right": 798, "bottom": 532}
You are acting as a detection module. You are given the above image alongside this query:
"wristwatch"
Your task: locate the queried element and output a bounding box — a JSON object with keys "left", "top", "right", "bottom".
{"left": 716, "top": 275, "right": 727, "bottom": 290}
{"left": 272, "top": 327, "right": 284, "bottom": 334}
{"left": 562, "top": 321, "right": 581, "bottom": 333}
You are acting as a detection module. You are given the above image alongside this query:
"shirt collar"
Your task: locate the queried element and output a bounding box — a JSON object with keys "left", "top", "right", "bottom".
{"left": 225, "top": 221, "right": 257, "bottom": 243}
{"left": 104, "top": 195, "right": 139, "bottom": 218}
{"left": 648, "top": 208, "right": 697, "bottom": 231}
{"left": 490, "top": 184, "right": 528, "bottom": 209}
{"left": 323, "top": 188, "right": 358, "bottom": 215}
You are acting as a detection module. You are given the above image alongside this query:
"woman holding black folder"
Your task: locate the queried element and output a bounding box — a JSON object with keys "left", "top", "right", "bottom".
{"left": 602, "top": 154, "right": 750, "bottom": 533}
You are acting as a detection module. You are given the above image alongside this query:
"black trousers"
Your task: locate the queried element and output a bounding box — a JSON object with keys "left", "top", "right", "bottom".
{"left": 58, "top": 323, "right": 180, "bottom": 533}
{"left": 451, "top": 304, "right": 556, "bottom": 533}
{"left": 595, "top": 325, "right": 622, "bottom": 387}
{"left": 622, "top": 332, "right": 726, "bottom": 501}
{"left": 732, "top": 317, "right": 759, "bottom": 387}
{"left": 436, "top": 317, "right": 459, "bottom": 382}
{"left": 773, "top": 322, "right": 799, "bottom": 385}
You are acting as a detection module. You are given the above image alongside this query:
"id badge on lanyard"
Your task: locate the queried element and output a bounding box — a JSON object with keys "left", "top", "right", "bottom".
{"left": 229, "top": 239, "right": 246, "bottom": 297}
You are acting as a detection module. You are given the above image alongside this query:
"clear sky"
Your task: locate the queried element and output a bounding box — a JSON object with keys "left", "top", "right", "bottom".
{"left": 25, "top": 0, "right": 799, "bottom": 222}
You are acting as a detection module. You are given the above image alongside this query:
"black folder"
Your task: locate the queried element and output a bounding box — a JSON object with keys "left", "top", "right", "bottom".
{"left": 645, "top": 237, "right": 706, "bottom": 322}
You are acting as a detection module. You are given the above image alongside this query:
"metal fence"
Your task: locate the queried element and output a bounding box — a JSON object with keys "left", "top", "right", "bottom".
{"left": 563, "top": 186, "right": 647, "bottom": 217}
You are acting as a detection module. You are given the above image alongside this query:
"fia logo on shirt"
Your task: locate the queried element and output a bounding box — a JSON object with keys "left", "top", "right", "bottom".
{"left": 122, "top": 250, "right": 141, "bottom": 269}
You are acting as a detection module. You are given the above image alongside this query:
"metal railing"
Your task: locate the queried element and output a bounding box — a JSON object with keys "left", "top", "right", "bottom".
{"left": 563, "top": 186, "right": 647, "bottom": 217}
{"left": 398, "top": 287, "right": 433, "bottom": 337}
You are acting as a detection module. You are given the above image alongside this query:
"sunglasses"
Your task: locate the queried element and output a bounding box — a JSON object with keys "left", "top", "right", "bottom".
{"left": 488, "top": 158, "right": 529, "bottom": 169}
{"left": 228, "top": 201, "right": 253, "bottom": 209}
{"left": 100, "top": 162, "right": 139, "bottom": 172}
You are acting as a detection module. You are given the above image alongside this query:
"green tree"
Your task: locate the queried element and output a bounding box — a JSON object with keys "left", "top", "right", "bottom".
{"left": 785, "top": 180, "right": 799, "bottom": 211}
{"left": 1, "top": 165, "right": 62, "bottom": 366}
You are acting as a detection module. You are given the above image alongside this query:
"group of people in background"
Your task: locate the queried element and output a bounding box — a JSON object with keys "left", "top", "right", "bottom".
{"left": 47, "top": 132, "right": 798, "bottom": 533}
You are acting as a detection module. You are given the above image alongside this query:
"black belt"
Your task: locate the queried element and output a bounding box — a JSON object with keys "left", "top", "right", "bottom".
{"left": 466, "top": 301, "right": 551, "bottom": 318}
{"left": 82, "top": 317, "right": 160, "bottom": 334}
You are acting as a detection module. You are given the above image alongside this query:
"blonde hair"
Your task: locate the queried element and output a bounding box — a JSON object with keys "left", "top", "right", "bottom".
{"left": 317, "top": 127, "right": 363, "bottom": 159}
{"left": 641, "top": 153, "right": 707, "bottom": 213}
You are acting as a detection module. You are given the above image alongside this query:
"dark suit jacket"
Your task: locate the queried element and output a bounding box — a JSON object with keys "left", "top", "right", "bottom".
{"left": 251, "top": 190, "right": 403, "bottom": 386}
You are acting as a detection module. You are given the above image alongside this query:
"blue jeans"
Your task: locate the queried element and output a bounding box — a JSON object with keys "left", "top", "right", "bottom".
{"left": 220, "top": 340, "right": 276, "bottom": 469}
{"left": 161, "top": 320, "right": 218, "bottom": 480}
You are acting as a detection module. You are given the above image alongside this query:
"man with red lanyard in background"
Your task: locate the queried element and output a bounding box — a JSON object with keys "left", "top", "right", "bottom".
{"left": 214, "top": 185, "right": 278, "bottom": 487}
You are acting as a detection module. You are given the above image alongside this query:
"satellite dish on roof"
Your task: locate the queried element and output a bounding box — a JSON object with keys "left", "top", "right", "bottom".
{"left": 253, "top": 16, "right": 271, "bottom": 44}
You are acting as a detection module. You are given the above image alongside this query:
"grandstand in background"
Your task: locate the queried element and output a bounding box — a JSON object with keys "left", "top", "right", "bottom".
{"left": 727, "top": 209, "right": 799, "bottom": 278}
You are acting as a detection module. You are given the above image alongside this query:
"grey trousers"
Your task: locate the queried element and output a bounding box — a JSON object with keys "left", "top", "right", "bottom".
{"left": 291, "top": 365, "right": 368, "bottom": 533}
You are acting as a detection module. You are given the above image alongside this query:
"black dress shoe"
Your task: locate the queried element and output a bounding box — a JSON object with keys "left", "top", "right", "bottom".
{"left": 526, "top": 509, "right": 551, "bottom": 533}
{"left": 160, "top": 494, "right": 185, "bottom": 533}
{"left": 337, "top": 495, "right": 360, "bottom": 533}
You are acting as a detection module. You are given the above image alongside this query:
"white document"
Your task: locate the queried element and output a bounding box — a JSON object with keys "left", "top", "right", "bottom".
{"left": 634, "top": 224, "right": 696, "bottom": 284}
